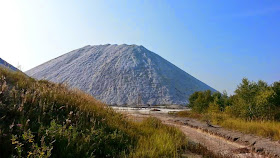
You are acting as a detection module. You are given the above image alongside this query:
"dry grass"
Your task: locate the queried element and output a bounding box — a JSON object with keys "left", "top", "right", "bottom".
{"left": 129, "top": 118, "right": 187, "bottom": 158}
{"left": 172, "top": 110, "right": 280, "bottom": 140}
{"left": 216, "top": 116, "right": 280, "bottom": 140}
{"left": 172, "top": 110, "right": 203, "bottom": 119}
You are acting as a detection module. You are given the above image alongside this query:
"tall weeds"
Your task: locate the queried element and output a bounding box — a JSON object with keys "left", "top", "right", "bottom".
{"left": 0, "top": 68, "right": 187, "bottom": 157}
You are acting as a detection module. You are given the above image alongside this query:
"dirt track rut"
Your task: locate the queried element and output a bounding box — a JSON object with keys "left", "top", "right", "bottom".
{"left": 125, "top": 111, "right": 277, "bottom": 158}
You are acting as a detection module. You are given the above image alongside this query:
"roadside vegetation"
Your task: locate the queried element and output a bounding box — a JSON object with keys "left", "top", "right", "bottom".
{"left": 174, "top": 78, "right": 280, "bottom": 140}
{"left": 0, "top": 68, "right": 190, "bottom": 158}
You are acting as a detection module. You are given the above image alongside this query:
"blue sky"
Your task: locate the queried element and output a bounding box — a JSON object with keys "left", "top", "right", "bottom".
{"left": 0, "top": 0, "right": 279, "bottom": 94}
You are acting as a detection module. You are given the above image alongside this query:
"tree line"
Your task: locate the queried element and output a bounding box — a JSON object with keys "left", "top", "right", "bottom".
{"left": 189, "top": 78, "right": 280, "bottom": 120}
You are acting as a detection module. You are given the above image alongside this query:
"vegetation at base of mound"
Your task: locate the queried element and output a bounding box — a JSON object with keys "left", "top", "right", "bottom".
{"left": 173, "top": 78, "right": 280, "bottom": 140}
{"left": 0, "top": 68, "right": 189, "bottom": 158}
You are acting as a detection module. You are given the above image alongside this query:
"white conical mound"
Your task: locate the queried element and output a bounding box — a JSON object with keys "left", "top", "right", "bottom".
{"left": 26, "top": 44, "right": 216, "bottom": 105}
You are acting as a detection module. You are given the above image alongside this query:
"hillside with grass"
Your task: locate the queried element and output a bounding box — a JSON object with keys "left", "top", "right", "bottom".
{"left": 0, "top": 67, "right": 189, "bottom": 158}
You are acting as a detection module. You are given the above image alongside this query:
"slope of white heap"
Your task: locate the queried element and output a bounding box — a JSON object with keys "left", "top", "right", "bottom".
{"left": 0, "top": 58, "right": 19, "bottom": 71}
{"left": 26, "top": 44, "right": 216, "bottom": 105}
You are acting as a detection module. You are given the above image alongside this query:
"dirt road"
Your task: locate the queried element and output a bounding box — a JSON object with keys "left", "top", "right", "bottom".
{"left": 114, "top": 107, "right": 279, "bottom": 157}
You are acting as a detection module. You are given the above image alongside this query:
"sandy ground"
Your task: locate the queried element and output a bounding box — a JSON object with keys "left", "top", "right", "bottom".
{"left": 112, "top": 107, "right": 278, "bottom": 158}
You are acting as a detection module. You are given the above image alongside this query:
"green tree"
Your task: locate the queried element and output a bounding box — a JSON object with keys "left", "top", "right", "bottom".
{"left": 272, "top": 81, "right": 280, "bottom": 107}
{"left": 189, "top": 90, "right": 213, "bottom": 113}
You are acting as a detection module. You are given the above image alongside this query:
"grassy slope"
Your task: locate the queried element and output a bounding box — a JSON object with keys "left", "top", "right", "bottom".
{"left": 174, "top": 111, "right": 280, "bottom": 140}
{"left": 0, "top": 68, "right": 187, "bottom": 158}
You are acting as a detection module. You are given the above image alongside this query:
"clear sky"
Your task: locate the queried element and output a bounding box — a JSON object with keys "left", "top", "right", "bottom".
{"left": 0, "top": 0, "right": 280, "bottom": 94}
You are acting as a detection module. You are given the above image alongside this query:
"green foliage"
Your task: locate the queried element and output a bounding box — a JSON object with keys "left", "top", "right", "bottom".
{"left": 0, "top": 68, "right": 187, "bottom": 157}
{"left": 188, "top": 90, "right": 213, "bottom": 113}
{"left": 272, "top": 82, "right": 280, "bottom": 107}
{"left": 180, "top": 77, "right": 280, "bottom": 140}
{"left": 188, "top": 90, "right": 227, "bottom": 114}
{"left": 228, "top": 78, "right": 279, "bottom": 120}
{"left": 11, "top": 129, "right": 53, "bottom": 158}
{"left": 188, "top": 78, "right": 280, "bottom": 121}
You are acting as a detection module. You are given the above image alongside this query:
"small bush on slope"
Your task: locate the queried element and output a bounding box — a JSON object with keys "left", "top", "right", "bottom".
{"left": 0, "top": 68, "right": 187, "bottom": 158}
